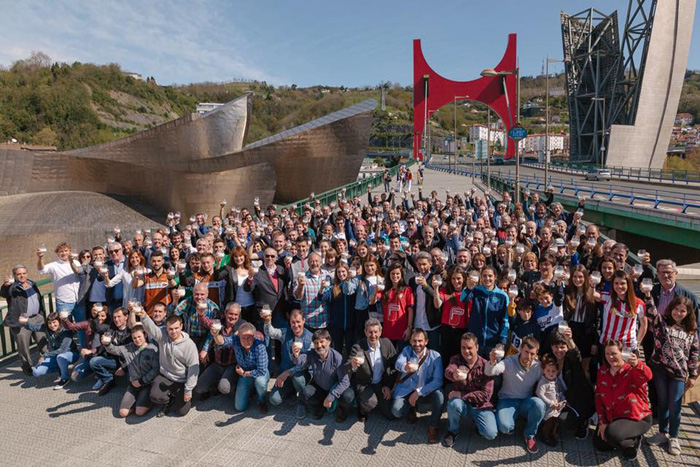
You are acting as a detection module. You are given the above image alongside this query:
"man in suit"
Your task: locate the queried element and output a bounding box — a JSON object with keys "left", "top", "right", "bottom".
{"left": 345, "top": 318, "right": 397, "bottom": 422}
{"left": 244, "top": 247, "right": 289, "bottom": 326}
{"left": 105, "top": 242, "right": 127, "bottom": 312}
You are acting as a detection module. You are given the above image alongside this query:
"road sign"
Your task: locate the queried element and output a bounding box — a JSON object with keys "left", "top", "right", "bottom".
{"left": 508, "top": 126, "right": 528, "bottom": 140}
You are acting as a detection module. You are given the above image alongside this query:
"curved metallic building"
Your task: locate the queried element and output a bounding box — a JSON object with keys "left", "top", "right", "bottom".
{"left": 0, "top": 191, "right": 164, "bottom": 276}
{"left": 0, "top": 97, "right": 376, "bottom": 218}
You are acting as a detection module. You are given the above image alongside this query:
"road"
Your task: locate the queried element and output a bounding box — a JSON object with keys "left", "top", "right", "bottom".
{"left": 430, "top": 161, "right": 700, "bottom": 215}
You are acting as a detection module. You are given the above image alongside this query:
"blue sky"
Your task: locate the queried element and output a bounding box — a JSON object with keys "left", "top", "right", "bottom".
{"left": 1, "top": 0, "right": 698, "bottom": 87}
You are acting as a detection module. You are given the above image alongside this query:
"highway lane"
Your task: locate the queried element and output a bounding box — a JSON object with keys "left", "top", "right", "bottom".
{"left": 428, "top": 161, "right": 700, "bottom": 215}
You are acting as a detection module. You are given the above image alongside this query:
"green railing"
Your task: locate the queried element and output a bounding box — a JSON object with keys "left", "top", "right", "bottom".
{"left": 278, "top": 160, "right": 416, "bottom": 215}
{"left": 0, "top": 278, "right": 54, "bottom": 361}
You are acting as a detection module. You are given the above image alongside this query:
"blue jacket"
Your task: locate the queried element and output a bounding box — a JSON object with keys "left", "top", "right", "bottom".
{"left": 322, "top": 284, "right": 356, "bottom": 331}
{"left": 462, "top": 286, "right": 510, "bottom": 355}
{"left": 393, "top": 346, "right": 443, "bottom": 398}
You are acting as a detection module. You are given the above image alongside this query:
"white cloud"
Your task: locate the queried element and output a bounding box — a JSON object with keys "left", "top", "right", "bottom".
{"left": 0, "top": 0, "right": 285, "bottom": 84}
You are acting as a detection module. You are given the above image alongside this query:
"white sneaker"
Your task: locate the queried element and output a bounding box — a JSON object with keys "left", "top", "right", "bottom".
{"left": 645, "top": 432, "right": 668, "bottom": 446}
{"left": 668, "top": 437, "right": 682, "bottom": 456}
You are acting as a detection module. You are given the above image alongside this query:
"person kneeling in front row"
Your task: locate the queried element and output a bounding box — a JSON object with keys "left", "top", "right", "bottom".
{"left": 345, "top": 318, "right": 397, "bottom": 422}
{"left": 392, "top": 328, "right": 444, "bottom": 444}
{"left": 485, "top": 336, "right": 545, "bottom": 454}
{"left": 212, "top": 322, "right": 270, "bottom": 413}
{"left": 140, "top": 312, "right": 199, "bottom": 417}
{"left": 443, "top": 332, "right": 497, "bottom": 447}
{"left": 104, "top": 325, "right": 159, "bottom": 417}
{"left": 264, "top": 309, "right": 313, "bottom": 413}
{"left": 291, "top": 329, "right": 354, "bottom": 421}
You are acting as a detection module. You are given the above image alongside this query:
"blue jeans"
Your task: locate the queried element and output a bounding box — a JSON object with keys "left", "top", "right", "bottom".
{"left": 269, "top": 373, "right": 307, "bottom": 406}
{"left": 72, "top": 358, "right": 93, "bottom": 381}
{"left": 447, "top": 397, "right": 498, "bottom": 440}
{"left": 89, "top": 356, "right": 118, "bottom": 383}
{"left": 33, "top": 352, "right": 78, "bottom": 380}
{"left": 496, "top": 397, "right": 546, "bottom": 439}
{"left": 653, "top": 368, "right": 686, "bottom": 438}
{"left": 234, "top": 369, "right": 270, "bottom": 411}
{"left": 73, "top": 302, "right": 87, "bottom": 348}
{"left": 55, "top": 299, "right": 76, "bottom": 313}
{"left": 391, "top": 389, "right": 445, "bottom": 427}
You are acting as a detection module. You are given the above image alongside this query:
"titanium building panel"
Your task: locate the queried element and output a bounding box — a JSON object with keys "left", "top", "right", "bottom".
{"left": 0, "top": 98, "right": 376, "bottom": 256}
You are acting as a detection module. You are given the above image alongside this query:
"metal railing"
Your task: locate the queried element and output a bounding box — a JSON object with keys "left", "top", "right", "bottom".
{"left": 523, "top": 161, "right": 700, "bottom": 185}
{"left": 426, "top": 164, "right": 700, "bottom": 214}
{"left": 0, "top": 278, "right": 54, "bottom": 361}
{"left": 277, "top": 160, "right": 416, "bottom": 215}
{"left": 496, "top": 170, "right": 700, "bottom": 214}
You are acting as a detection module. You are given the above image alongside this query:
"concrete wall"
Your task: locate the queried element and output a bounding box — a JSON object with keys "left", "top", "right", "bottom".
{"left": 607, "top": 0, "right": 696, "bottom": 169}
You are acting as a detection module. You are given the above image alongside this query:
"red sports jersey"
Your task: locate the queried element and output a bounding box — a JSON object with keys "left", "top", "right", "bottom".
{"left": 599, "top": 292, "right": 646, "bottom": 350}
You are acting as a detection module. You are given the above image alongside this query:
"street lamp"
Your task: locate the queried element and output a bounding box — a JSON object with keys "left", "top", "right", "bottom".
{"left": 481, "top": 67, "right": 521, "bottom": 202}
{"left": 545, "top": 58, "right": 565, "bottom": 186}
{"left": 591, "top": 97, "right": 606, "bottom": 168}
{"left": 454, "top": 95, "right": 470, "bottom": 174}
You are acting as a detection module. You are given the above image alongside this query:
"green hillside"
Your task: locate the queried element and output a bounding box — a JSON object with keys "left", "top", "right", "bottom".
{"left": 0, "top": 52, "right": 698, "bottom": 152}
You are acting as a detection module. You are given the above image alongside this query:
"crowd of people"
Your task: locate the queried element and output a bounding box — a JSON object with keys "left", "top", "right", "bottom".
{"left": 1, "top": 169, "right": 698, "bottom": 460}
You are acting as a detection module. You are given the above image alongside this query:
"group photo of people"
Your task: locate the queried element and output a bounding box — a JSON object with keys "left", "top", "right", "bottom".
{"left": 2, "top": 169, "right": 698, "bottom": 461}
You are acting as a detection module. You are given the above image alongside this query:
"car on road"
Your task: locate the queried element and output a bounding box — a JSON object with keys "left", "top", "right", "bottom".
{"left": 585, "top": 168, "right": 612, "bottom": 181}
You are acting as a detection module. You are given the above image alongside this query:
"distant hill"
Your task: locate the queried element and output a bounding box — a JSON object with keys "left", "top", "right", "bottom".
{"left": 1, "top": 52, "right": 698, "bottom": 153}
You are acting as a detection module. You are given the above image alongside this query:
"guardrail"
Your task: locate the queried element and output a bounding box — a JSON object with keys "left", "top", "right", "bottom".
{"left": 0, "top": 278, "right": 54, "bottom": 361}
{"left": 496, "top": 170, "right": 700, "bottom": 214}
{"left": 278, "top": 160, "right": 416, "bottom": 215}
{"left": 524, "top": 161, "right": 700, "bottom": 185}
{"left": 426, "top": 164, "right": 700, "bottom": 214}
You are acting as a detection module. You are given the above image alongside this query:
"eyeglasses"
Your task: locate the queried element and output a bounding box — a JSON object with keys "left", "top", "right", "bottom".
{"left": 109, "top": 249, "right": 121, "bottom": 254}
{"left": 265, "top": 255, "right": 277, "bottom": 259}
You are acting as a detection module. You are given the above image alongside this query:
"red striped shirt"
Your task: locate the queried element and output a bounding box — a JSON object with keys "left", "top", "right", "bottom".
{"left": 599, "top": 292, "right": 646, "bottom": 350}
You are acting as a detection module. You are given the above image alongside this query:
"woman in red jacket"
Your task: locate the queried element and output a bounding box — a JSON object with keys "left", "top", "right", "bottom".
{"left": 594, "top": 339, "right": 653, "bottom": 461}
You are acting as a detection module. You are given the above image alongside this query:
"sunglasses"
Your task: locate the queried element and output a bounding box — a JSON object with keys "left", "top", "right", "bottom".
{"left": 265, "top": 255, "right": 277, "bottom": 259}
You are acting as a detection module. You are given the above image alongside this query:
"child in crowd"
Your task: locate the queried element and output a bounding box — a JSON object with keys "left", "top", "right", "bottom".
{"left": 533, "top": 283, "right": 564, "bottom": 354}
{"left": 536, "top": 355, "right": 567, "bottom": 446}
{"left": 506, "top": 300, "right": 540, "bottom": 357}
{"left": 644, "top": 295, "right": 699, "bottom": 456}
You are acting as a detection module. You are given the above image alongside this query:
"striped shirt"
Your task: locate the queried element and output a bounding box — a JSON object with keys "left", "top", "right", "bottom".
{"left": 599, "top": 292, "right": 646, "bottom": 350}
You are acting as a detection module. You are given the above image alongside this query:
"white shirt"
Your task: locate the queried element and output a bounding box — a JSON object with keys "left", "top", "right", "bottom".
{"left": 40, "top": 259, "right": 79, "bottom": 303}
{"left": 106, "top": 270, "right": 145, "bottom": 307}
{"left": 368, "top": 341, "right": 384, "bottom": 384}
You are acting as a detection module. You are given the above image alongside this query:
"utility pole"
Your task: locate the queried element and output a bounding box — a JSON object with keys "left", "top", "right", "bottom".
{"left": 486, "top": 108, "right": 491, "bottom": 190}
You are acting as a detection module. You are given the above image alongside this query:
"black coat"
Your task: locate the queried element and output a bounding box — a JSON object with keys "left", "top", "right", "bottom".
{"left": 244, "top": 264, "right": 289, "bottom": 314}
{"left": 0, "top": 281, "right": 45, "bottom": 328}
{"left": 344, "top": 337, "right": 397, "bottom": 388}
{"left": 560, "top": 347, "right": 595, "bottom": 420}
